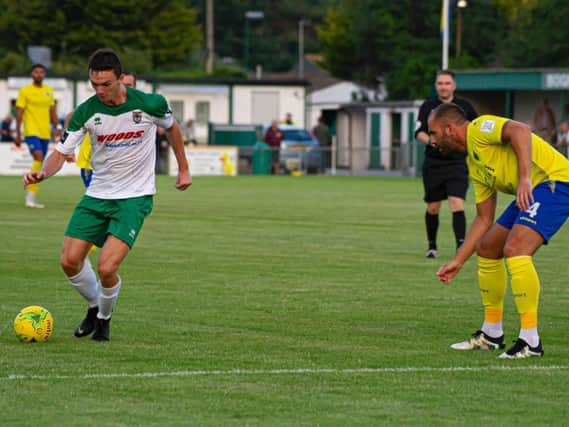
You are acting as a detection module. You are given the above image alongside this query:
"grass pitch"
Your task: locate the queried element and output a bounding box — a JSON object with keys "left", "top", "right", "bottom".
{"left": 1, "top": 175, "right": 569, "bottom": 426}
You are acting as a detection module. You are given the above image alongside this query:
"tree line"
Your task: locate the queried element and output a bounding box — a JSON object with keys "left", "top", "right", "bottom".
{"left": 1, "top": 0, "right": 568, "bottom": 99}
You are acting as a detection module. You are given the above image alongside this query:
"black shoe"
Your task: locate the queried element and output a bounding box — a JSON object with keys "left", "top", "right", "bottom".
{"left": 426, "top": 249, "right": 438, "bottom": 258}
{"left": 91, "top": 317, "right": 111, "bottom": 342}
{"left": 74, "top": 306, "right": 99, "bottom": 337}
{"left": 498, "top": 338, "right": 544, "bottom": 359}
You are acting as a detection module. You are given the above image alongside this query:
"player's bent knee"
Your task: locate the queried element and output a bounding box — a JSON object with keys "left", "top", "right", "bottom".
{"left": 503, "top": 240, "right": 525, "bottom": 258}
{"left": 475, "top": 239, "right": 504, "bottom": 259}
{"left": 60, "top": 254, "right": 83, "bottom": 276}
{"left": 97, "top": 261, "right": 119, "bottom": 281}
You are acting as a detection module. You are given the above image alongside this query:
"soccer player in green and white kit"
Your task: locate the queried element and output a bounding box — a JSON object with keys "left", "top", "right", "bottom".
{"left": 23, "top": 48, "right": 192, "bottom": 342}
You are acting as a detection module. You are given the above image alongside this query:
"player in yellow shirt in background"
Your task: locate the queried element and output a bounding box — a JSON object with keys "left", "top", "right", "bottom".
{"left": 430, "top": 103, "right": 569, "bottom": 359}
{"left": 67, "top": 71, "right": 137, "bottom": 188}
{"left": 16, "top": 64, "right": 61, "bottom": 208}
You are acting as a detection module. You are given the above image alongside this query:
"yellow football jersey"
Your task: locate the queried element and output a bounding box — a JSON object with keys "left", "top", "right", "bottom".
{"left": 76, "top": 134, "right": 92, "bottom": 170}
{"left": 16, "top": 83, "right": 55, "bottom": 139}
{"left": 467, "top": 115, "right": 569, "bottom": 204}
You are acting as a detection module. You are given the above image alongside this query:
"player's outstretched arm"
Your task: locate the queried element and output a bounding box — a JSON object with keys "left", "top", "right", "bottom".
{"left": 437, "top": 194, "right": 497, "bottom": 284}
{"left": 23, "top": 150, "right": 66, "bottom": 187}
{"left": 165, "top": 121, "right": 192, "bottom": 191}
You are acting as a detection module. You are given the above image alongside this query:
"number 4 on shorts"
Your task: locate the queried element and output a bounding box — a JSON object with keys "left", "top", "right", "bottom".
{"left": 526, "top": 202, "right": 541, "bottom": 218}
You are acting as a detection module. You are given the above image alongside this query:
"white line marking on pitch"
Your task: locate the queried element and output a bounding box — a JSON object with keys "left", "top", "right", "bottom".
{"left": 2, "top": 365, "right": 569, "bottom": 381}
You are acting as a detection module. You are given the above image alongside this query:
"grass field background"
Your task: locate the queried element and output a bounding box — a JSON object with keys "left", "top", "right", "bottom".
{"left": 1, "top": 175, "right": 569, "bottom": 426}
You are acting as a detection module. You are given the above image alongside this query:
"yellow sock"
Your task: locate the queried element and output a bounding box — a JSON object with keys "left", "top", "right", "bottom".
{"left": 27, "top": 160, "right": 43, "bottom": 194}
{"left": 506, "top": 256, "right": 540, "bottom": 329}
{"left": 477, "top": 256, "right": 507, "bottom": 324}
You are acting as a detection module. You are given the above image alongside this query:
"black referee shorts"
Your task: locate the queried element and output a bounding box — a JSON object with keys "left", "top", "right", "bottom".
{"left": 422, "top": 162, "right": 468, "bottom": 203}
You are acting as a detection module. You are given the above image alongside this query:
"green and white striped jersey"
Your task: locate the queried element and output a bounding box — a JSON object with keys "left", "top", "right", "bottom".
{"left": 56, "top": 86, "right": 174, "bottom": 199}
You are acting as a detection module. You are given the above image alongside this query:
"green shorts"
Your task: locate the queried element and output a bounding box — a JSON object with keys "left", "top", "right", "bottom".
{"left": 65, "top": 195, "right": 154, "bottom": 248}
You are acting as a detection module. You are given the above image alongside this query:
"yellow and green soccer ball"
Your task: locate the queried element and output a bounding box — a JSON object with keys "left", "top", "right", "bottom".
{"left": 13, "top": 306, "right": 54, "bottom": 343}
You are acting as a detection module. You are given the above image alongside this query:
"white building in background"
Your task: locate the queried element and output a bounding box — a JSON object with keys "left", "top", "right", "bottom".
{"left": 0, "top": 76, "right": 307, "bottom": 145}
{"left": 307, "top": 80, "right": 383, "bottom": 129}
{"left": 298, "top": 54, "right": 387, "bottom": 129}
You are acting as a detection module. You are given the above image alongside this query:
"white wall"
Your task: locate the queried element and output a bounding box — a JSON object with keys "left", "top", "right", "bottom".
{"left": 157, "top": 84, "right": 229, "bottom": 143}
{"left": 232, "top": 85, "right": 306, "bottom": 127}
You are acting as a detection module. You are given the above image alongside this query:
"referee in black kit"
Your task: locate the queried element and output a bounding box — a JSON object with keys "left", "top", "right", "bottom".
{"left": 414, "top": 69, "right": 478, "bottom": 258}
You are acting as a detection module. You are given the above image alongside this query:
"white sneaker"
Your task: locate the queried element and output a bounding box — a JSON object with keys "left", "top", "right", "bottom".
{"left": 450, "top": 330, "right": 505, "bottom": 350}
{"left": 25, "top": 201, "right": 45, "bottom": 208}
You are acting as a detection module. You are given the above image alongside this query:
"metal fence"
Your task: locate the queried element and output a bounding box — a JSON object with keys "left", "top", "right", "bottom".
{"left": 236, "top": 142, "right": 422, "bottom": 176}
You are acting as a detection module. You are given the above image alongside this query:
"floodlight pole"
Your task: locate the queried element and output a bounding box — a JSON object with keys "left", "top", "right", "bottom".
{"left": 455, "top": 0, "right": 468, "bottom": 68}
{"left": 441, "top": 0, "right": 449, "bottom": 69}
{"left": 298, "top": 19, "right": 310, "bottom": 78}
{"left": 206, "top": 0, "right": 214, "bottom": 74}
{"left": 243, "top": 11, "right": 264, "bottom": 73}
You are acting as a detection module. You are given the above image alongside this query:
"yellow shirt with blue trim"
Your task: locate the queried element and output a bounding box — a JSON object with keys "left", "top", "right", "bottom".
{"left": 76, "top": 134, "right": 92, "bottom": 170}
{"left": 16, "top": 83, "right": 55, "bottom": 139}
{"left": 467, "top": 115, "right": 569, "bottom": 204}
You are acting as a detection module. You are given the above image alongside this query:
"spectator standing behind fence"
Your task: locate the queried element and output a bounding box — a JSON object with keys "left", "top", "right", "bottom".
{"left": 264, "top": 120, "right": 283, "bottom": 174}
{"left": 183, "top": 118, "right": 197, "bottom": 145}
{"left": 16, "top": 63, "right": 62, "bottom": 208}
{"left": 555, "top": 121, "right": 569, "bottom": 157}
{"left": 532, "top": 98, "right": 556, "bottom": 144}
{"left": 312, "top": 116, "right": 331, "bottom": 170}
{"left": 415, "top": 69, "right": 478, "bottom": 258}
{"left": 282, "top": 112, "right": 295, "bottom": 125}
{"left": 1, "top": 113, "right": 14, "bottom": 142}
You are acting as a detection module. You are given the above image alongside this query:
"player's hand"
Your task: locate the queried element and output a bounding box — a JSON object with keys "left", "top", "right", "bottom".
{"left": 437, "top": 260, "right": 462, "bottom": 284}
{"left": 516, "top": 178, "right": 534, "bottom": 212}
{"left": 175, "top": 169, "right": 192, "bottom": 191}
{"left": 65, "top": 153, "right": 76, "bottom": 163}
{"left": 23, "top": 171, "right": 46, "bottom": 187}
{"left": 14, "top": 135, "right": 22, "bottom": 147}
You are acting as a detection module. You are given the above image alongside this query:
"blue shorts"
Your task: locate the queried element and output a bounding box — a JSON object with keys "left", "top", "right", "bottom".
{"left": 497, "top": 181, "right": 569, "bottom": 244}
{"left": 25, "top": 136, "right": 50, "bottom": 157}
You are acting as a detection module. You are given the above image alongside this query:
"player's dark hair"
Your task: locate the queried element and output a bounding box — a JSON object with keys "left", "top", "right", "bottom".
{"left": 31, "top": 63, "right": 46, "bottom": 72}
{"left": 88, "top": 48, "right": 122, "bottom": 78}
{"left": 436, "top": 69, "right": 456, "bottom": 80}
{"left": 430, "top": 102, "right": 467, "bottom": 125}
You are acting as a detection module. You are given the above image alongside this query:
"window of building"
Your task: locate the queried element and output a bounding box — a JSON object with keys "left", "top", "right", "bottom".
{"left": 195, "top": 101, "right": 210, "bottom": 124}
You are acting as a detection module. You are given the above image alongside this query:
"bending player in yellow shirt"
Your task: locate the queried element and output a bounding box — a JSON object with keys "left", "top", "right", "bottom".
{"left": 16, "top": 64, "right": 62, "bottom": 208}
{"left": 429, "top": 103, "right": 569, "bottom": 359}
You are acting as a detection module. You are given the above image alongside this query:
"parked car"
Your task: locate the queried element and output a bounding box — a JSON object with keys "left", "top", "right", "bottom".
{"left": 274, "top": 125, "right": 322, "bottom": 173}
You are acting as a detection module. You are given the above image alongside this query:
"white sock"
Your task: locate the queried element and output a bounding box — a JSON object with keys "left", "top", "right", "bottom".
{"left": 25, "top": 191, "right": 35, "bottom": 204}
{"left": 481, "top": 321, "right": 503, "bottom": 339}
{"left": 98, "top": 277, "right": 121, "bottom": 320}
{"left": 519, "top": 328, "right": 539, "bottom": 348}
{"left": 68, "top": 258, "right": 99, "bottom": 307}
